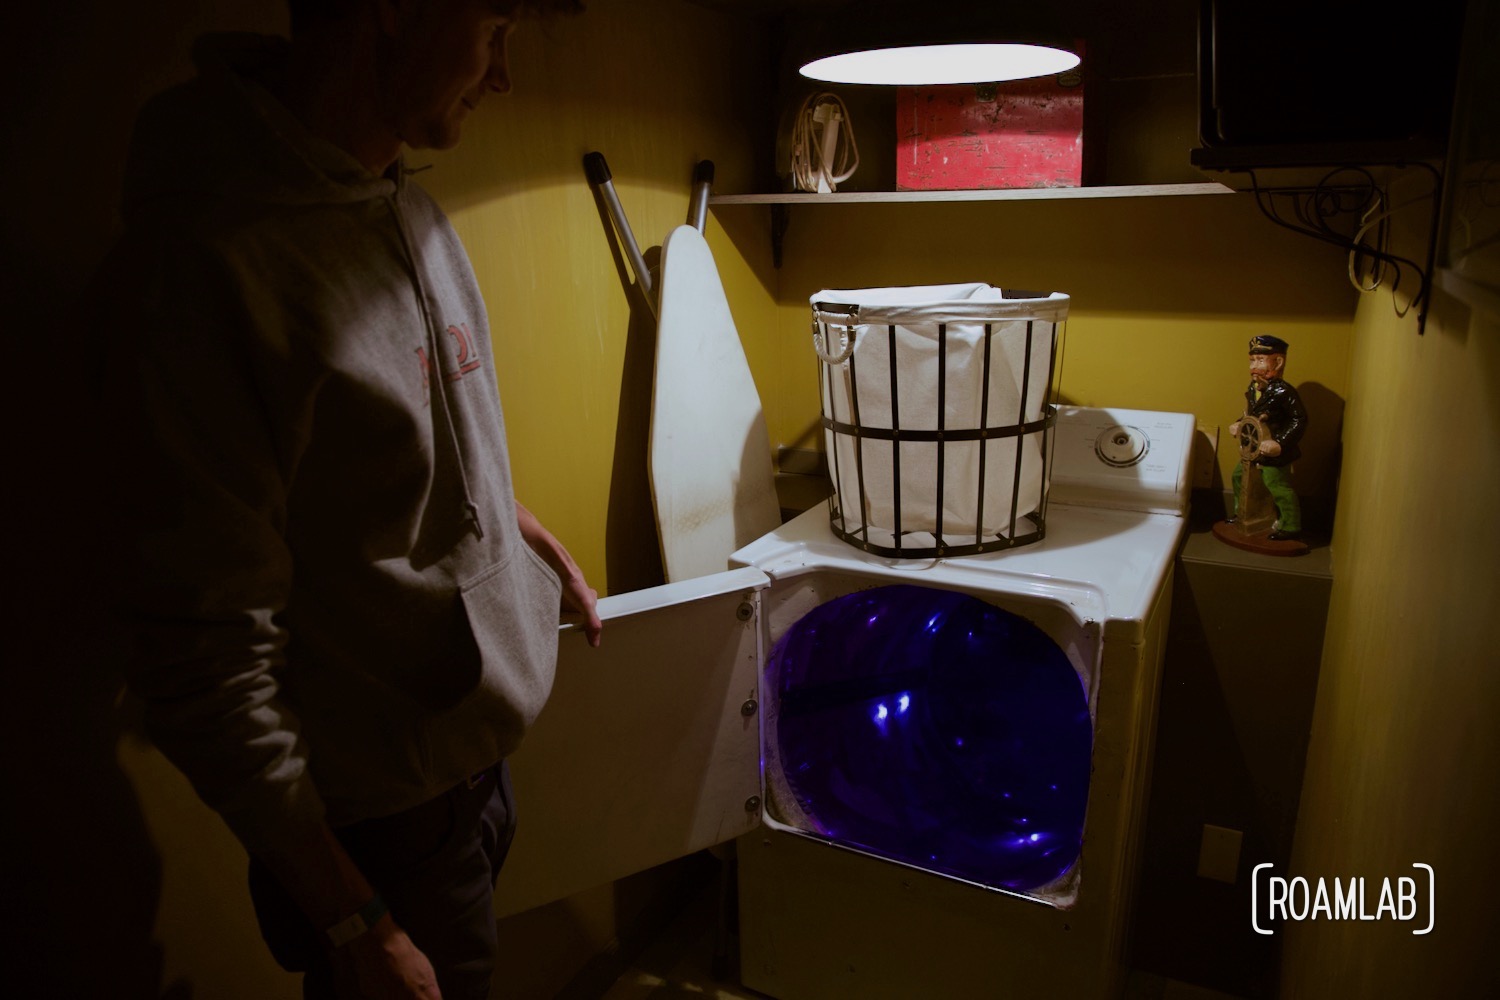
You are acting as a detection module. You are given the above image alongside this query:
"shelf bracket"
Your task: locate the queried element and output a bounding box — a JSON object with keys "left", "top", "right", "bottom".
{"left": 771, "top": 203, "right": 791, "bottom": 269}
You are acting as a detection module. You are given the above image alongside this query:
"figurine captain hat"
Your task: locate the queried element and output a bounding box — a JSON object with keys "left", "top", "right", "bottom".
{"left": 1249, "top": 334, "right": 1289, "bottom": 355}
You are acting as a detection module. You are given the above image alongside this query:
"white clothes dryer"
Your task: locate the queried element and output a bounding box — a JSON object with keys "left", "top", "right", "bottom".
{"left": 493, "top": 406, "right": 1195, "bottom": 1000}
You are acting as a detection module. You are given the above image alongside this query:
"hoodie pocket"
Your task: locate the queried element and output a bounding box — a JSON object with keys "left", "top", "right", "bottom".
{"left": 416, "top": 545, "right": 563, "bottom": 786}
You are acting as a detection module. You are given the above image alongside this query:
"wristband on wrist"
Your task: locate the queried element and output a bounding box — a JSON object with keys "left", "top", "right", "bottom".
{"left": 325, "top": 894, "right": 389, "bottom": 949}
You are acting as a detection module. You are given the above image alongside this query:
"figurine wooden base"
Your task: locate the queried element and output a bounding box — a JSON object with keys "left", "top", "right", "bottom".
{"left": 1220, "top": 428, "right": 1308, "bottom": 556}
{"left": 1211, "top": 520, "right": 1310, "bottom": 557}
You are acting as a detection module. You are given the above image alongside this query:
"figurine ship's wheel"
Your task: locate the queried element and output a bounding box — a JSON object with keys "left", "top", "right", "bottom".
{"left": 1237, "top": 414, "right": 1268, "bottom": 463}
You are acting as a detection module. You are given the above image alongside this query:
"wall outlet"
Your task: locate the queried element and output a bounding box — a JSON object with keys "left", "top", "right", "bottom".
{"left": 1191, "top": 425, "right": 1220, "bottom": 490}
{"left": 1197, "top": 824, "right": 1243, "bottom": 883}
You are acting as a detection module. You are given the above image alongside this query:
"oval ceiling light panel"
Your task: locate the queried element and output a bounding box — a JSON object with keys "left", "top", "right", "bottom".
{"left": 801, "top": 43, "right": 1079, "bottom": 86}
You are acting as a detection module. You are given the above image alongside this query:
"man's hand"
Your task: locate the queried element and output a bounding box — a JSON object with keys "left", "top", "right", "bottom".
{"left": 1257, "top": 439, "right": 1282, "bottom": 459}
{"left": 516, "top": 501, "right": 602, "bottom": 647}
{"left": 559, "top": 570, "right": 602, "bottom": 648}
{"left": 256, "top": 824, "right": 441, "bottom": 997}
{"left": 332, "top": 917, "right": 441, "bottom": 999}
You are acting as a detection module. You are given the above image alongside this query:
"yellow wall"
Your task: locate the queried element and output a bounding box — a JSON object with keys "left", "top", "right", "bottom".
{"left": 1280, "top": 179, "right": 1500, "bottom": 996}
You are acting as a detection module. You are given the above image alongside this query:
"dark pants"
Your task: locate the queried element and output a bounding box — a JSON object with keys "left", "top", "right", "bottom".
{"left": 248, "top": 762, "right": 517, "bottom": 1000}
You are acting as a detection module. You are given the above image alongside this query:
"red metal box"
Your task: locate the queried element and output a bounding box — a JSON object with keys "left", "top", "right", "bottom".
{"left": 896, "top": 70, "right": 1084, "bottom": 191}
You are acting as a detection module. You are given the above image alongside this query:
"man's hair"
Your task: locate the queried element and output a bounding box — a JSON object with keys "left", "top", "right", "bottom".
{"left": 286, "top": 0, "right": 358, "bottom": 32}
{"left": 288, "top": 0, "right": 586, "bottom": 35}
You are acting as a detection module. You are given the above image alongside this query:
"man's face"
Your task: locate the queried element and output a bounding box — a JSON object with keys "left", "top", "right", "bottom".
{"left": 1249, "top": 352, "right": 1283, "bottom": 388}
{"left": 380, "top": 0, "right": 518, "bottom": 152}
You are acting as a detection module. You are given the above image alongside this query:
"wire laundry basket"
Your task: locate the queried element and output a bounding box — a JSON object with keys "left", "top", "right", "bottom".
{"left": 812, "top": 284, "right": 1067, "bottom": 559}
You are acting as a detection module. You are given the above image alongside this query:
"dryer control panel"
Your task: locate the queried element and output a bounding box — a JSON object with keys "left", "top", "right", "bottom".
{"left": 1047, "top": 406, "right": 1195, "bottom": 514}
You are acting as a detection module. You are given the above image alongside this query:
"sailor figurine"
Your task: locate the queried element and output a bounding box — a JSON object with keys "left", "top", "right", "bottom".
{"left": 1228, "top": 334, "right": 1307, "bottom": 542}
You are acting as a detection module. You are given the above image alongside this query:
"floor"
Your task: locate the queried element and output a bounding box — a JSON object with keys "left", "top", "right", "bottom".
{"left": 590, "top": 873, "right": 1253, "bottom": 1000}
{"left": 595, "top": 870, "right": 753, "bottom": 1000}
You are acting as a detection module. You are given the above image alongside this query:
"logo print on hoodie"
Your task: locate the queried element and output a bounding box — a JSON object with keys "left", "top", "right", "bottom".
{"left": 415, "top": 322, "right": 483, "bottom": 405}
{"left": 447, "top": 323, "right": 483, "bottom": 379}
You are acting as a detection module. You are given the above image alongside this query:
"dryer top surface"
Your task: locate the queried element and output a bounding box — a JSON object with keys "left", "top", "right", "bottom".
{"left": 734, "top": 503, "right": 1182, "bottom": 630}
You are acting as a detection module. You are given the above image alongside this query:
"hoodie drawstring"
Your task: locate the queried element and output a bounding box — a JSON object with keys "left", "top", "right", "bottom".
{"left": 388, "top": 181, "right": 485, "bottom": 541}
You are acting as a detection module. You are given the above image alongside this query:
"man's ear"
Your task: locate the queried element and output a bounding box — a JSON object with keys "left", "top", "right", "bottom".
{"left": 1272, "top": 354, "right": 1287, "bottom": 375}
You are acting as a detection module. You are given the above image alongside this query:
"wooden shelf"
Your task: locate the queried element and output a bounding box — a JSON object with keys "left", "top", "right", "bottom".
{"left": 710, "top": 183, "right": 1236, "bottom": 267}
{"left": 709, "top": 183, "right": 1234, "bottom": 206}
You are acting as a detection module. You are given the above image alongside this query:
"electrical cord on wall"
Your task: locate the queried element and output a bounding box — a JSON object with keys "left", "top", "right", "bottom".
{"left": 1346, "top": 194, "right": 1438, "bottom": 315}
{"left": 1247, "top": 166, "right": 1438, "bottom": 320}
{"left": 790, "top": 92, "right": 860, "bottom": 193}
{"left": 1348, "top": 195, "right": 1390, "bottom": 293}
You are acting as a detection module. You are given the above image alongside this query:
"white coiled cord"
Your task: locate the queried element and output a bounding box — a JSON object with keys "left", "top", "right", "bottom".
{"left": 790, "top": 92, "right": 860, "bottom": 193}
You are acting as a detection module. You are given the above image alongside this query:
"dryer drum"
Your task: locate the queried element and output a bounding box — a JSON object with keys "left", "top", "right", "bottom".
{"left": 812, "top": 284, "right": 1068, "bottom": 559}
{"left": 763, "top": 583, "right": 1092, "bottom": 900}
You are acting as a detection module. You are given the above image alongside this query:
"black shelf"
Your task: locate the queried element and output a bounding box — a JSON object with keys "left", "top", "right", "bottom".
{"left": 1190, "top": 140, "right": 1446, "bottom": 191}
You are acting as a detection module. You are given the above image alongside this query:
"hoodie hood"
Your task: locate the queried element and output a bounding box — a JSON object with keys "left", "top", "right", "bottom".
{"left": 122, "top": 33, "right": 394, "bottom": 223}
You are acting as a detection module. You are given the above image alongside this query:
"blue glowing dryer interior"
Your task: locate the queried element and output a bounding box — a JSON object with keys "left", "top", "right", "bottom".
{"left": 765, "top": 584, "right": 1092, "bottom": 893}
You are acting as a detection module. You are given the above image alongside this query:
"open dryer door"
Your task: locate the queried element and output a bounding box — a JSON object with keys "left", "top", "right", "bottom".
{"left": 492, "top": 567, "right": 768, "bottom": 918}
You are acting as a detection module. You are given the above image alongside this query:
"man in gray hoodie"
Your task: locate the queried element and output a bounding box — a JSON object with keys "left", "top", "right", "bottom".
{"left": 95, "top": 1, "right": 599, "bottom": 997}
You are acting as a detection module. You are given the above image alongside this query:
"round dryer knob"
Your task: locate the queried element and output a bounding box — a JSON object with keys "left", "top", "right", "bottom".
{"left": 1094, "top": 425, "right": 1149, "bottom": 468}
